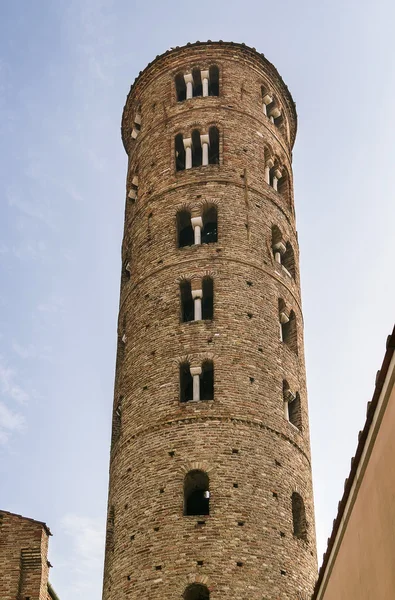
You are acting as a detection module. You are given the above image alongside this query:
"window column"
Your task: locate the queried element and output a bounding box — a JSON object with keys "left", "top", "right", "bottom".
{"left": 273, "top": 167, "right": 282, "bottom": 191}
{"left": 184, "top": 73, "right": 193, "bottom": 99}
{"left": 191, "top": 281, "right": 203, "bottom": 321}
{"left": 269, "top": 106, "right": 281, "bottom": 124}
{"left": 201, "top": 134, "right": 209, "bottom": 166}
{"left": 262, "top": 93, "right": 273, "bottom": 116}
{"left": 190, "top": 366, "right": 202, "bottom": 401}
{"left": 191, "top": 216, "right": 203, "bottom": 245}
{"left": 273, "top": 240, "right": 286, "bottom": 264}
{"left": 183, "top": 137, "right": 192, "bottom": 169}
{"left": 201, "top": 70, "right": 209, "bottom": 97}
{"left": 265, "top": 158, "right": 274, "bottom": 184}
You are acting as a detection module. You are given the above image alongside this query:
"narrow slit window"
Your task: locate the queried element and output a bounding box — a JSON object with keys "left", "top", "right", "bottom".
{"left": 208, "top": 126, "right": 219, "bottom": 164}
{"left": 180, "top": 280, "right": 194, "bottom": 322}
{"left": 292, "top": 492, "right": 307, "bottom": 540}
{"left": 180, "top": 362, "right": 193, "bottom": 403}
{"left": 175, "top": 73, "right": 187, "bottom": 102}
{"left": 200, "top": 360, "right": 214, "bottom": 400}
{"left": 202, "top": 204, "right": 218, "bottom": 244}
{"left": 177, "top": 210, "right": 194, "bottom": 247}
{"left": 175, "top": 133, "right": 186, "bottom": 171}
{"left": 209, "top": 65, "right": 219, "bottom": 96}
{"left": 202, "top": 277, "right": 214, "bottom": 320}
{"left": 184, "top": 470, "right": 210, "bottom": 516}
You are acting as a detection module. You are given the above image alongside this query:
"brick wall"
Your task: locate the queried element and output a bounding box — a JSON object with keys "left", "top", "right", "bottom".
{"left": 0, "top": 510, "right": 51, "bottom": 600}
{"left": 103, "top": 41, "right": 317, "bottom": 600}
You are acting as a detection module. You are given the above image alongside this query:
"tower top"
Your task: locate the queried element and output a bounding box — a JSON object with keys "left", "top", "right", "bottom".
{"left": 121, "top": 40, "right": 298, "bottom": 152}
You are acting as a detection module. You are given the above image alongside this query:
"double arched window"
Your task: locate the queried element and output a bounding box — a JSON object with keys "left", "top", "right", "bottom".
{"left": 175, "top": 65, "right": 219, "bottom": 101}
{"left": 180, "top": 277, "right": 214, "bottom": 322}
{"left": 175, "top": 127, "right": 220, "bottom": 171}
{"left": 177, "top": 205, "right": 218, "bottom": 248}
{"left": 180, "top": 360, "right": 214, "bottom": 403}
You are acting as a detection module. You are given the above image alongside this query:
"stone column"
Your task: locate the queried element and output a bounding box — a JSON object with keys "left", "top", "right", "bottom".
{"left": 273, "top": 168, "right": 282, "bottom": 191}
{"left": 184, "top": 73, "right": 193, "bottom": 99}
{"left": 279, "top": 311, "right": 289, "bottom": 341}
{"left": 273, "top": 241, "right": 286, "bottom": 264}
{"left": 262, "top": 93, "right": 273, "bottom": 116}
{"left": 191, "top": 216, "right": 203, "bottom": 245}
{"left": 190, "top": 366, "right": 202, "bottom": 401}
{"left": 201, "top": 134, "right": 210, "bottom": 166}
{"left": 265, "top": 158, "right": 274, "bottom": 185}
{"left": 201, "top": 70, "right": 209, "bottom": 97}
{"left": 269, "top": 106, "right": 281, "bottom": 124}
{"left": 191, "top": 288, "right": 203, "bottom": 321}
{"left": 183, "top": 137, "right": 192, "bottom": 169}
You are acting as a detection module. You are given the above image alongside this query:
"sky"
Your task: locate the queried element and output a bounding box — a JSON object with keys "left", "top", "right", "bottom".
{"left": 0, "top": 1, "right": 394, "bottom": 598}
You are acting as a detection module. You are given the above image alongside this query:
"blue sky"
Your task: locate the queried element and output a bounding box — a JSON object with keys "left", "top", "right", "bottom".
{"left": 0, "top": 1, "right": 394, "bottom": 598}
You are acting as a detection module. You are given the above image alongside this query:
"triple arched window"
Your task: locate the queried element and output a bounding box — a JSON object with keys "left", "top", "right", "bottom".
{"left": 175, "top": 65, "right": 219, "bottom": 101}
{"left": 175, "top": 127, "right": 220, "bottom": 171}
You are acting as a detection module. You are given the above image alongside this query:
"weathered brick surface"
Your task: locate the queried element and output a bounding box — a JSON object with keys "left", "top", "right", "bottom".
{"left": 0, "top": 510, "right": 51, "bottom": 600}
{"left": 103, "top": 41, "right": 317, "bottom": 599}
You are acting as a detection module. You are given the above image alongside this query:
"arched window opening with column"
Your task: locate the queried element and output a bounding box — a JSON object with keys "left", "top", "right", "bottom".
{"left": 177, "top": 210, "right": 194, "bottom": 247}
{"left": 184, "top": 583, "right": 210, "bottom": 600}
{"left": 283, "top": 381, "right": 302, "bottom": 430}
{"left": 184, "top": 470, "right": 210, "bottom": 516}
{"left": 202, "top": 204, "right": 218, "bottom": 244}
{"left": 292, "top": 492, "right": 307, "bottom": 540}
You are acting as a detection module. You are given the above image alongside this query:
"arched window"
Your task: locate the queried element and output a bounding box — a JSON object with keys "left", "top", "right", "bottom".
{"left": 208, "top": 126, "right": 219, "bottom": 164}
{"left": 283, "top": 381, "right": 301, "bottom": 430}
{"left": 202, "top": 277, "right": 214, "bottom": 320}
{"left": 184, "top": 470, "right": 210, "bottom": 516}
{"left": 175, "top": 73, "right": 187, "bottom": 102}
{"left": 175, "top": 134, "right": 186, "bottom": 171}
{"left": 209, "top": 65, "right": 219, "bottom": 96}
{"left": 180, "top": 280, "right": 194, "bottom": 322}
{"left": 282, "top": 310, "right": 297, "bottom": 354}
{"left": 121, "top": 259, "right": 131, "bottom": 285}
{"left": 271, "top": 225, "right": 284, "bottom": 263}
{"left": 192, "top": 67, "right": 203, "bottom": 97}
{"left": 177, "top": 210, "right": 194, "bottom": 247}
{"left": 202, "top": 204, "right": 218, "bottom": 244}
{"left": 201, "top": 360, "right": 214, "bottom": 400}
{"left": 192, "top": 129, "right": 202, "bottom": 167}
{"left": 282, "top": 242, "right": 295, "bottom": 278}
{"left": 184, "top": 583, "right": 210, "bottom": 600}
{"left": 278, "top": 170, "right": 291, "bottom": 208}
{"left": 180, "top": 362, "right": 193, "bottom": 403}
{"left": 292, "top": 492, "right": 307, "bottom": 540}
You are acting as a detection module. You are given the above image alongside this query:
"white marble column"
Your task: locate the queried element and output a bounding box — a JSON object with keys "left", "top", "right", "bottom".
{"left": 183, "top": 137, "right": 192, "bottom": 169}
{"left": 265, "top": 158, "right": 274, "bottom": 185}
{"left": 262, "top": 93, "right": 273, "bottom": 116}
{"left": 184, "top": 73, "right": 193, "bottom": 99}
{"left": 279, "top": 311, "right": 289, "bottom": 341}
{"left": 273, "top": 168, "right": 282, "bottom": 191}
{"left": 273, "top": 241, "right": 286, "bottom": 264}
{"left": 201, "top": 134, "right": 210, "bottom": 166}
{"left": 191, "top": 216, "right": 203, "bottom": 245}
{"left": 269, "top": 106, "right": 281, "bottom": 124}
{"left": 190, "top": 366, "right": 202, "bottom": 401}
{"left": 201, "top": 70, "right": 209, "bottom": 97}
{"left": 192, "top": 289, "right": 203, "bottom": 321}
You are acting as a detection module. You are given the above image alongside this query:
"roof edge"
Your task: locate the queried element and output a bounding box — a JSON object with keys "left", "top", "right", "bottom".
{"left": 0, "top": 508, "right": 52, "bottom": 536}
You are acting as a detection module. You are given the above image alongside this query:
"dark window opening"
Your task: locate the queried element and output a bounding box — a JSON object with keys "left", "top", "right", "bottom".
{"left": 180, "top": 280, "right": 194, "bottom": 322}
{"left": 283, "top": 242, "right": 295, "bottom": 278}
{"left": 292, "top": 492, "right": 307, "bottom": 540}
{"left": 180, "top": 362, "right": 193, "bottom": 403}
{"left": 192, "top": 67, "right": 203, "bottom": 97}
{"left": 200, "top": 360, "right": 214, "bottom": 400}
{"left": 175, "top": 133, "right": 186, "bottom": 171}
{"left": 288, "top": 392, "right": 302, "bottom": 430}
{"left": 177, "top": 210, "right": 194, "bottom": 247}
{"left": 209, "top": 65, "right": 219, "bottom": 96}
{"left": 208, "top": 126, "right": 219, "bottom": 164}
{"left": 184, "top": 470, "right": 210, "bottom": 516}
{"left": 175, "top": 73, "right": 186, "bottom": 102}
{"left": 192, "top": 129, "right": 202, "bottom": 167}
{"left": 202, "top": 204, "right": 218, "bottom": 244}
{"left": 184, "top": 583, "right": 210, "bottom": 600}
{"left": 111, "top": 396, "right": 123, "bottom": 448}
{"left": 202, "top": 277, "right": 214, "bottom": 320}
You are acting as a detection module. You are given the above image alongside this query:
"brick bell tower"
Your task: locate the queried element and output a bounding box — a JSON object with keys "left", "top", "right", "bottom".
{"left": 103, "top": 41, "right": 317, "bottom": 600}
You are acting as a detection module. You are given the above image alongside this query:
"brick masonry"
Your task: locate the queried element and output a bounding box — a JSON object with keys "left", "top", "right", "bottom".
{"left": 103, "top": 41, "right": 317, "bottom": 599}
{"left": 0, "top": 510, "right": 52, "bottom": 600}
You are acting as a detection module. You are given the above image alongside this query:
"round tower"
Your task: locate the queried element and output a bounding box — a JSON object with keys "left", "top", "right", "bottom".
{"left": 103, "top": 41, "right": 317, "bottom": 600}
